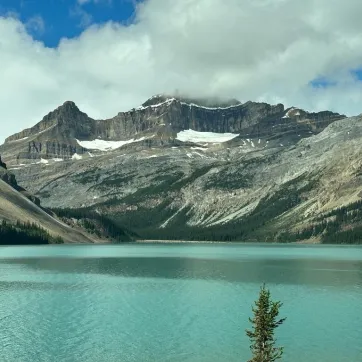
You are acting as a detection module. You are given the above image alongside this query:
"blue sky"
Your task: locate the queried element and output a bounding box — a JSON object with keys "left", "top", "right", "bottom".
{"left": 0, "top": 0, "right": 140, "bottom": 47}
{"left": 310, "top": 69, "right": 362, "bottom": 88}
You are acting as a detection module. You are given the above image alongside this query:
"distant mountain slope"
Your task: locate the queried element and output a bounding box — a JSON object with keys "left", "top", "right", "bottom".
{"left": 0, "top": 176, "right": 96, "bottom": 243}
{"left": 2, "top": 95, "right": 362, "bottom": 243}
{"left": 0, "top": 161, "right": 122, "bottom": 243}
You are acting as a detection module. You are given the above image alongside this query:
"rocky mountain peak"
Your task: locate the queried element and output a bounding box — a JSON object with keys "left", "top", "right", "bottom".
{"left": 62, "top": 100, "right": 77, "bottom": 107}
{"left": 141, "top": 94, "right": 172, "bottom": 107}
{"left": 59, "top": 101, "right": 80, "bottom": 113}
{"left": 45, "top": 100, "right": 86, "bottom": 126}
{"left": 0, "top": 93, "right": 347, "bottom": 165}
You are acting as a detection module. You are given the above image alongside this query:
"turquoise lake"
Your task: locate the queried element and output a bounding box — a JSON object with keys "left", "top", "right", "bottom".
{"left": 0, "top": 244, "right": 361, "bottom": 362}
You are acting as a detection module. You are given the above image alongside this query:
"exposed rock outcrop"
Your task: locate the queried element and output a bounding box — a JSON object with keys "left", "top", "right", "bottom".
{"left": 1, "top": 94, "right": 359, "bottom": 243}
{"left": 0, "top": 176, "right": 98, "bottom": 243}
{"left": 0, "top": 95, "right": 345, "bottom": 164}
{"left": 0, "top": 155, "right": 6, "bottom": 169}
{"left": 0, "top": 159, "right": 41, "bottom": 206}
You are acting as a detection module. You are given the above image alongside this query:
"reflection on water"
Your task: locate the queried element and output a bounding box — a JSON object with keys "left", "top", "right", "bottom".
{"left": 3, "top": 256, "right": 362, "bottom": 288}
{"left": 0, "top": 244, "right": 361, "bottom": 362}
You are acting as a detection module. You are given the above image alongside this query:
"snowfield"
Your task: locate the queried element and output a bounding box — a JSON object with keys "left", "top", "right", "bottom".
{"left": 177, "top": 129, "right": 239, "bottom": 143}
{"left": 76, "top": 137, "right": 146, "bottom": 151}
{"left": 282, "top": 107, "right": 301, "bottom": 118}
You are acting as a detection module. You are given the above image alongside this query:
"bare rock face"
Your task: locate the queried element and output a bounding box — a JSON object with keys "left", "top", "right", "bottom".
{"left": 0, "top": 95, "right": 345, "bottom": 165}
{"left": 3, "top": 101, "right": 91, "bottom": 163}
{"left": 0, "top": 155, "right": 6, "bottom": 169}
{"left": 0, "top": 161, "right": 40, "bottom": 206}
{"left": 0, "top": 169, "right": 17, "bottom": 188}
{"left": 7, "top": 113, "right": 362, "bottom": 243}
{"left": 3, "top": 93, "right": 362, "bottom": 242}
{"left": 5, "top": 101, "right": 92, "bottom": 142}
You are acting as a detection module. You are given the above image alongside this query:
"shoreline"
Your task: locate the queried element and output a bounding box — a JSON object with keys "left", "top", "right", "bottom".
{"left": 135, "top": 239, "right": 321, "bottom": 245}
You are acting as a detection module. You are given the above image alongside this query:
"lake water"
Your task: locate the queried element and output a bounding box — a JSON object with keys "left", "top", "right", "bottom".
{"left": 0, "top": 244, "right": 361, "bottom": 362}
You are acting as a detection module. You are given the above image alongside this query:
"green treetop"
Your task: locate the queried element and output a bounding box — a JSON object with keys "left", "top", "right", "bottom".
{"left": 246, "top": 284, "right": 286, "bottom": 362}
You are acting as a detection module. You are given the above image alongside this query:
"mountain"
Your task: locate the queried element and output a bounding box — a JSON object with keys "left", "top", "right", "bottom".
{"left": 0, "top": 155, "right": 135, "bottom": 243}
{"left": 0, "top": 161, "right": 99, "bottom": 243}
{"left": 2, "top": 94, "right": 362, "bottom": 243}
{"left": 1, "top": 95, "right": 344, "bottom": 164}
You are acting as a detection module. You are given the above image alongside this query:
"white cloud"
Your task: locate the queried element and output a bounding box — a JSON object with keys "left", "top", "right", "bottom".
{"left": 1, "top": 0, "right": 362, "bottom": 142}
{"left": 70, "top": 5, "right": 93, "bottom": 28}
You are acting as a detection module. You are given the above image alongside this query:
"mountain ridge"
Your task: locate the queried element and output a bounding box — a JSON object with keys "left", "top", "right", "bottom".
{"left": 0, "top": 157, "right": 135, "bottom": 243}
{"left": 0, "top": 159, "right": 98, "bottom": 243}
{"left": 1, "top": 95, "right": 346, "bottom": 165}
{"left": 2, "top": 94, "right": 361, "bottom": 243}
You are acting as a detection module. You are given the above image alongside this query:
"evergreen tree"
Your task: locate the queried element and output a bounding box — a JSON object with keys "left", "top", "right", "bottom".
{"left": 0, "top": 220, "right": 63, "bottom": 245}
{"left": 246, "top": 284, "right": 286, "bottom": 362}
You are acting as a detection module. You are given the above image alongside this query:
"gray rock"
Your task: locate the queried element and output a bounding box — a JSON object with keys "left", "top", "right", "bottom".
{"left": 0, "top": 155, "right": 6, "bottom": 169}
{"left": 0, "top": 96, "right": 345, "bottom": 164}
{"left": 1, "top": 94, "right": 358, "bottom": 242}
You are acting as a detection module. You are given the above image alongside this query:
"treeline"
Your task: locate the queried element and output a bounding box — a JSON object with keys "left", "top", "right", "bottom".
{"left": 114, "top": 192, "right": 362, "bottom": 244}
{"left": 51, "top": 208, "right": 135, "bottom": 242}
{"left": 0, "top": 220, "right": 64, "bottom": 245}
{"left": 107, "top": 178, "right": 314, "bottom": 242}
{"left": 319, "top": 200, "right": 362, "bottom": 244}
{"left": 278, "top": 200, "right": 362, "bottom": 244}
{"left": 50, "top": 176, "right": 362, "bottom": 244}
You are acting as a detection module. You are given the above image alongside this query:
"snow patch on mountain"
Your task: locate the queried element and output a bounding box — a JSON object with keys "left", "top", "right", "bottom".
{"left": 180, "top": 102, "right": 242, "bottom": 110}
{"left": 137, "top": 96, "right": 241, "bottom": 111}
{"left": 177, "top": 129, "right": 239, "bottom": 144}
{"left": 76, "top": 137, "right": 146, "bottom": 151}
{"left": 283, "top": 107, "right": 301, "bottom": 118}
{"left": 137, "top": 98, "right": 176, "bottom": 110}
{"left": 39, "top": 158, "right": 49, "bottom": 164}
{"left": 8, "top": 136, "right": 29, "bottom": 143}
{"left": 191, "top": 147, "right": 208, "bottom": 151}
{"left": 72, "top": 153, "right": 83, "bottom": 160}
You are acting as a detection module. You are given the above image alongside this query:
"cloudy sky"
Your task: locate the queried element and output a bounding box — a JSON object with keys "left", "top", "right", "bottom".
{"left": 1, "top": 0, "right": 362, "bottom": 141}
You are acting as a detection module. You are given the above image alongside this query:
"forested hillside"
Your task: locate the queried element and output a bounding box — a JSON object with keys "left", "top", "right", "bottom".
{"left": 0, "top": 221, "right": 63, "bottom": 245}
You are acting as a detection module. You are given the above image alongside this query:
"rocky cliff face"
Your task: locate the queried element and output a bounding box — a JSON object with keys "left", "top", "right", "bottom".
{"left": 0, "top": 175, "right": 99, "bottom": 243}
{"left": 2, "top": 94, "right": 359, "bottom": 243}
{"left": 0, "top": 154, "right": 130, "bottom": 243}
{"left": 3, "top": 101, "right": 91, "bottom": 163}
{"left": 106, "top": 96, "right": 344, "bottom": 139}
{"left": 0, "top": 155, "right": 6, "bottom": 169}
{"left": 6, "top": 101, "right": 93, "bottom": 142}
{"left": 0, "top": 155, "right": 41, "bottom": 206}
{"left": 0, "top": 95, "right": 345, "bottom": 165}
